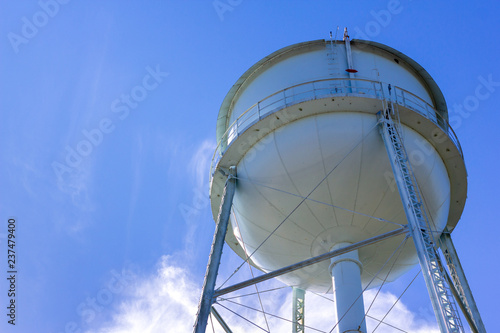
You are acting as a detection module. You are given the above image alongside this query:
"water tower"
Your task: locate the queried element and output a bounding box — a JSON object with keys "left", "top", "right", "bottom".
{"left": 194, "top": 30, "right": 485, "bottom": 333}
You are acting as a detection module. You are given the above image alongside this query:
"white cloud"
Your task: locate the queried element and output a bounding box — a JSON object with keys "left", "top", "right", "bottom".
{"left": 83, "top": 255, "right": 200, "bottom": 333}
{"left": 188, "top": 139, "right": 216, "bottom": 190}
{"left": 363, "top": 289, "right": 440, "bottom": 333}
{"left": 82, "top": 254, "right": 445, "bottom": 333}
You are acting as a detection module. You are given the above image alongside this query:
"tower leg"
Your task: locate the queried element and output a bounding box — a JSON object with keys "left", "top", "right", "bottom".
{"left": 440, "top": 231, "right": 486, "bottom": 333}
{"left": 292, "top": 287, "right": 305, "bottom": 333}
{"left": 330, "top": 242, "right": 367, "bottom": 333}
{"left": 211, "top": 307, "right": 234, "bottom": 333}
{"left": 377, "top": 112, "right": 464, "bottom": 332}
{"left": 193, "top": 167, "right": 237, "bottom": 333}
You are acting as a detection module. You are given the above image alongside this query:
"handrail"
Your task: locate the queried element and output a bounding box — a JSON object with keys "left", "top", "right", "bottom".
{"left": 391, "top": 85, "right": 462, "bottom": 155}
{"left": 210, "top": 78, "right": 462, "bottom": 178}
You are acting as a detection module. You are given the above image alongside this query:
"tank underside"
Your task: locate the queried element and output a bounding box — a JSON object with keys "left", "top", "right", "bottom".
{"left": 228, "top": 111, "right": 450, "bottom": 292}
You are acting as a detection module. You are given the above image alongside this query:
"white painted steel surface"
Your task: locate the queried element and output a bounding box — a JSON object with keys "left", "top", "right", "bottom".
{"left": 230, "top": 112, "right": 450, "bottom": 291}
{"left": 215, "top": 39, "right": 444, "bottom": 146}
{"left": 210, "top": 39, "right": 466, "bottom": 293}
{"left": 227, "top": 43, "right": 433, "bottom": 128}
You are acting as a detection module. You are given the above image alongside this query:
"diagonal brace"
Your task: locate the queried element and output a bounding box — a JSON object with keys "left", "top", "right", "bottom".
{"left": 214, "top": 227, "right": 408, "bottom": 298}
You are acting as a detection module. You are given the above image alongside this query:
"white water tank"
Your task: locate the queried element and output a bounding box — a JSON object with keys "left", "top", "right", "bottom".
{"left": 210, "top": 38, "right": 467, "bottom": 293}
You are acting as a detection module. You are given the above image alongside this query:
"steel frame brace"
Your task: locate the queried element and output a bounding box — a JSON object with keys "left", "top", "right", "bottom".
{"left": 193, "top": 166, "right": 237, "bottom": 333}
{"left": 214, "top": 227, "right": 407, "bottom": 298}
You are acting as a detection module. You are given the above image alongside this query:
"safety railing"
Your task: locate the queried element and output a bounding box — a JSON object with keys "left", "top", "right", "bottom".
{"left": 210, "top": 78, "right": 463, "bottom": 177}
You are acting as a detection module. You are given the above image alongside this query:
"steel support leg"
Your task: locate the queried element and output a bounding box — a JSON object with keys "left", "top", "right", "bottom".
{"left": 377, "top": 112, "right": 464, "bottom": 332}
{"left": 292, "top": 287, "right": 305, "bottom": 333}
{"left": 211, "top": 307, "right": 233, "bottom": 333}
{"left": 440, "top": 231, "right": 486, "bottom": 333}
{"left": 193, "top": 166, "right": 237, "bottom": 333}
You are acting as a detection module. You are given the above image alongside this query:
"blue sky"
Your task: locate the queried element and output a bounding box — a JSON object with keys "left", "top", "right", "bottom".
{"left": 1, "top": 1, "right": 499, "bottom": 332}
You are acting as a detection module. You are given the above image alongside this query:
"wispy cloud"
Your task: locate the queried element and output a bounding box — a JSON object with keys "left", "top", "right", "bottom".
{"left": 181, "top": 139, "right": 216, "bottom": 255}
{"left": 81, "top": 253, "right": 442, "bottom": 333}
{"left": 124, "top": 131, "right": 145, "bottom": 249}
{"left": 188, "top": 139, "right": 216, "bottom": 190}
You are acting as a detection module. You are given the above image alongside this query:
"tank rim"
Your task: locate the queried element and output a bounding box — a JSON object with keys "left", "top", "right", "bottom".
{"left": 215, "top": 39, "right": 448, "bottom": 145}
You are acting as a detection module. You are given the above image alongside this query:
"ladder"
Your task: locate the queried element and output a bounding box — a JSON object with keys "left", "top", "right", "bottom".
{"left": 327, "top": 28, "right": 342, "bottom": 93}
{"left": 383, "top": 94, "right": 404, "bottom": 145}
{"left": 377, "top": 111, "right": 464, "bottom": 333}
